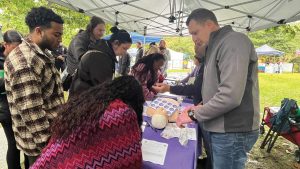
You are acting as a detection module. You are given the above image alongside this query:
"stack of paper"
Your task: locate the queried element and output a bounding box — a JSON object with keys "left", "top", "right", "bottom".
{"left": 142, "top": 139, "right": 168, "bottom": 165}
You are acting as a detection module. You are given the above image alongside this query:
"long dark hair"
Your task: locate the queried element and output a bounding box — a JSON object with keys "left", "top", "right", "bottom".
{"left": 132, "top": 53, "right": 165, "bottom": 89}
{"left": 51, "top": 76, "right": 145, "bottom": 139}
{"left": 86, "top": 16, "right": 105, "bottom": 34}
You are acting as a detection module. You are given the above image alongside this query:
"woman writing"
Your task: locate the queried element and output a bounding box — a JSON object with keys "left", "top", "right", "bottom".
{"left": 131, "top": 53, "right": 165, "bottom": 100}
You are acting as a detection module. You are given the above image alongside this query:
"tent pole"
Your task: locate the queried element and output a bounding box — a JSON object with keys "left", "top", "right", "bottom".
{"left": 143, "top": 26, "right": 147, "bottom": 56}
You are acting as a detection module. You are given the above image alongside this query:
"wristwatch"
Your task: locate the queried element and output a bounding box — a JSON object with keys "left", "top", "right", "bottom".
{"left": 188, "top": 110, "right": 197, "bottom": 121}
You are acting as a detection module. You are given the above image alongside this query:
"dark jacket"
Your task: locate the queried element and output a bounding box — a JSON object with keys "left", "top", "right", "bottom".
{"left": 135, "top": 47, "right": 143, "bottom": 63}
{"left": 118, "top": 53, "right": 131, "bottom": 76}
{"left": 69, "top": 40, "right": 117, "bottom": 96}
{"left": 0, "top": 56, "right": 10, "bottom": 122}
{"left": 67, "top": 30, "right": 95, "bottom": 74}
{"left": 170, "top": 63, "right": 204, "bottom": 105}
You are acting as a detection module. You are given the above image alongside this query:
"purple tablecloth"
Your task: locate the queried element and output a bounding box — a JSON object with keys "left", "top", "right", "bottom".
{"left": 142, "top": 102, "right": 199, "bottom": 169}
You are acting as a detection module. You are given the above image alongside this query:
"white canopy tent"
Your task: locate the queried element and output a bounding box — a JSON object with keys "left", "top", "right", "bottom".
{"left": 256, "top": 44, "right": 285, "bottom": 56}
{"left": 47, "top": 0, "right": 300, "bottom": 36}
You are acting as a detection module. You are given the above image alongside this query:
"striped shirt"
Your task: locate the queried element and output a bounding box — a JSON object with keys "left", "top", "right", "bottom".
{"left": 4, "top": 38, "right": 65, "bottom": 156}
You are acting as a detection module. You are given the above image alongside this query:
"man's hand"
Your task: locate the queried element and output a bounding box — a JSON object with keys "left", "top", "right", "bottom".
{"left": 152, "top": 83, "right": 170, "bottom": 93}
{"left": 57, "top": 55, "right": 64, "bottom": 61}
{"left": 176, "top": 106, "right": 194, "bottom": 127}
{"left": 176, "top": 105, "right": 203, "bottom": 127}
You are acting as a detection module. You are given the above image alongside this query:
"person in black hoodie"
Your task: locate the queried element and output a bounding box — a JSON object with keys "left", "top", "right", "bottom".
{"left": 69, "top": 27, "right": 132, "bottom": 97}
{"left": 0, "top": 30, "right": 29, "bottom": 169}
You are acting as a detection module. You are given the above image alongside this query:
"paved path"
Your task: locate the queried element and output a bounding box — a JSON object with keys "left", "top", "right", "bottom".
{"left": 0, "top": 125, "right": 25, "bottom": 169}
{"left": 0, "top": 125, "right": 8, "bottom": 169}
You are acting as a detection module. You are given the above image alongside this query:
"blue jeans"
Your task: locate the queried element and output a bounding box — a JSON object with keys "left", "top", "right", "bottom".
{"left": 209, "top": 130, "right": 259, "bottom": 169}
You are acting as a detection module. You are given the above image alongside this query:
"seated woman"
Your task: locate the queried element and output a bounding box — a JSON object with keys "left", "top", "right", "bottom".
{"left": 69, "top": 26, "right": 132, "bottom": 97}
{"left": 131, "top": 53, "right": 165, "bottom": 100}
{"left": 31, "top": 76, "right": 145, "bottom": 169}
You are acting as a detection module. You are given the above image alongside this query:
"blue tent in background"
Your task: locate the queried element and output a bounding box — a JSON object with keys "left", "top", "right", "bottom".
{"left": 103, "top": 32, "right": 162, "bottom": 44}
{"left": 255, "top": 44, "right": 284, "bottom": 56}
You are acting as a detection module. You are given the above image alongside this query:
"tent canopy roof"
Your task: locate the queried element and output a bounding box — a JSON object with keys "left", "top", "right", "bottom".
{"left": 103, "top": 32, "right": 162, "bottom": 44}
{"left": 48, "top": 0, "right": 300, "bottom": 36}
{"left": 255, "top": 44, "right": 284, "bottom": 56}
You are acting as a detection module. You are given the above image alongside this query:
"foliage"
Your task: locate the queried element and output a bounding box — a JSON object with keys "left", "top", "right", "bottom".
{"left": 163, "top": 36, "right": 195, "bottom": 60}
{"left": 164, "top": 23, "right": 300, "bottom": 62}
{"left": 0, "top": 0, "right": 111, "bottom": 46}
{"left": 248, "top": 24, "right": 300, "bottom": 62}
{"left": 1, "top": 0, "right": 300, "bottom": 63}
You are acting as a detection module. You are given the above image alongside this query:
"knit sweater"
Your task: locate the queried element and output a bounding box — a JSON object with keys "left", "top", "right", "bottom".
{"left": 31, "top": 99, "right": 142, "bottom": 169}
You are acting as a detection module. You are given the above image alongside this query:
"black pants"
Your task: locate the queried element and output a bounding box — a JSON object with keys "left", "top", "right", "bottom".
{"left": 26, "top": 155, "right": 38, "bottom": 167}
{"left": 1, "top": 120, "right": 29, "bottom": 169}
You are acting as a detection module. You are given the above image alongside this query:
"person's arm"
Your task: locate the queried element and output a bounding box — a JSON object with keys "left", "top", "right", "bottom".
{"left": 121, "top": 54, "right": 130, "bottom": 75}
{"left": 194, "top": 34, "right": 252, "bottom": 121}
{"left": 125, "top": 54, "right": 131, "bottom": 74}
{"left": 181, "top": 72, "right": 192, "bottom": 84}
{"left": 9, "top": 67, "right": 50, "bottom": 147}
{"left": 142, "top": 80, "right": 156, "bottom": 100}
{"left": 0, "top": 78, "right": 5, "bottom": 93}
{"left": 170, "top": 84, "right": 194, "bottom": 96}
{"left": 135, "top": 48, "right": 143, "bottom": 63}
{"left": 72, "top": 34, "right": 89, "bottom": 61}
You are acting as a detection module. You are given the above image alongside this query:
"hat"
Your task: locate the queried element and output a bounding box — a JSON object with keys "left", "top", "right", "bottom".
{"left": 149, "top": 42, "right": 156, "bottom": 46}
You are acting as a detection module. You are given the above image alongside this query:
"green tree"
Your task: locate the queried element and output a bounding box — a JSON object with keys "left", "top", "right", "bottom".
{"left": 164, "top": 36, "right": 195, "bottom": 60}
{"left": 248, "top": 24, "right": 300, "bottom": 50}
{"left": 0, "top": 0, "right": 111, "bottom": 46}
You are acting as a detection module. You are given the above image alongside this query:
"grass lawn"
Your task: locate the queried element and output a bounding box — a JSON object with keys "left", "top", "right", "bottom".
{"left": 259, "top": 73, "right": 300, "bottom": 111}
{"left": 168, "top": 69, "right": 300, "bottom": 111}
{"left": 248, "top": 73, "right": 300, "bottom": 169}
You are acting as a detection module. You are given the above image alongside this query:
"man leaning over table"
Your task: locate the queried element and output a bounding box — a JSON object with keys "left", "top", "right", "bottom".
{"left": 177, "top": 8, "right": 260, "bottom": 169}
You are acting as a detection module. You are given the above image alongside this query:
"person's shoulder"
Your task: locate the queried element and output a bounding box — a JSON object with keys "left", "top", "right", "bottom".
{"left": 73, "top": 31, "right": 90, "bottom": 43}
{"left": 226, "top": 31, "right": 251, "bottom": 43}
{"left": 85, "top": 49, "right": 108, "bottom": 58}
{"left": 220, "top": 31, "right": 252, "bottom": 51}
{"left": 5, "top": 43, "right": 31, "bottom": 70}
{"left": 135, "top": 63, "right": 146, "bottom": 71}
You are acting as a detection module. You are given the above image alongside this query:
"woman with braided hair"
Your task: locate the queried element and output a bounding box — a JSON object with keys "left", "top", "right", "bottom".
{"left": 31, "top": 76, "right": 145, "bottom": 169}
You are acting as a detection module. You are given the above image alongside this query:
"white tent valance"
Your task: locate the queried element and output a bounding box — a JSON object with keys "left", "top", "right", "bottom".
{"left": 48, "top": 0, "right": 300, "bottom": 36}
